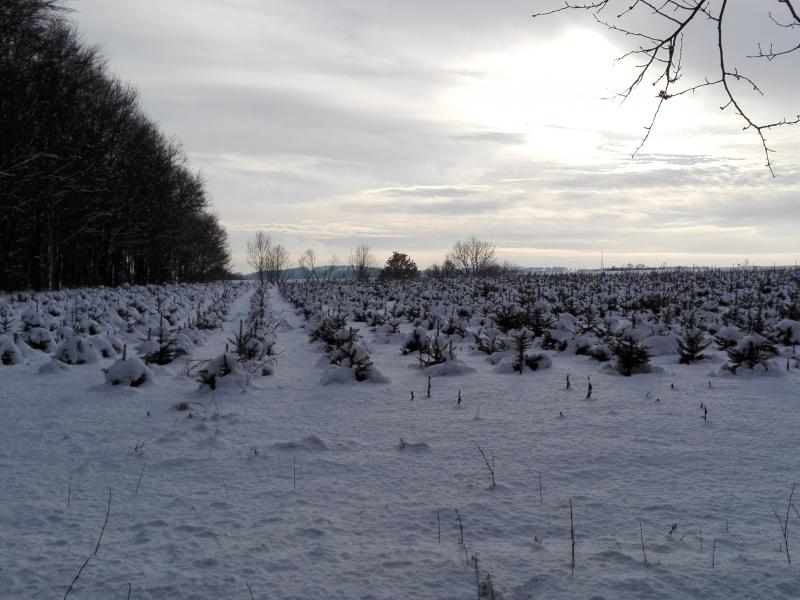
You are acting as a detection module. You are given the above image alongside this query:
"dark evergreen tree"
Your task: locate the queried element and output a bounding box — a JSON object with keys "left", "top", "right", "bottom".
{"left": 677, "top": 311, "right": 711, "bottom": 364}
{"left": 612, "top": 334, "right": 650, "bottom": 376}
{"left": 677, "top": 328, "right": 711, "bottom": 364}
{"left": 379, "top": 252, "right": 418, "bottom": 281}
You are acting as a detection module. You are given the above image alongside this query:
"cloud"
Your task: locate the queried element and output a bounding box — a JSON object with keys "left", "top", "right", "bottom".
{"left": 70, "top": 0, "right": 800, "bottom": 270}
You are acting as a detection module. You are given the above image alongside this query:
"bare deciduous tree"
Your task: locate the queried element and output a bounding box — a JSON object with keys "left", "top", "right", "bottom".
{"left": 348, "top": 244, "right": 376, "bottom": 282}
{"left": 322, "top": 254, "right": 339, "bottom": 280}
{"left": 298, "top": 248, "right": 318, "bottom": 281}
{"left": 267, "top": 244, "right": 290, "bottom": 283}
{"left": 532, "top": 0, "right": 800, "bottom": 175}
{"left": 447, "top": 236, "right": 497, "bottom": 277}
{"left": 427, "top": 256, "right": 459, "bottom": 279}
{"left": 247, "top": 230, "right": 272, "bottom": 286}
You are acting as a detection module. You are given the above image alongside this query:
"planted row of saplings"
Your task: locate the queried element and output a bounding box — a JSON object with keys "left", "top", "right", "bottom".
{"left": 308, "top": 312, "right": 377, "bottom": 382}
{"left": 105, "top": 285, "right": 242, "bottom": 387}
{"left": 195, "top": 284, "right": 280, "bottom": 391}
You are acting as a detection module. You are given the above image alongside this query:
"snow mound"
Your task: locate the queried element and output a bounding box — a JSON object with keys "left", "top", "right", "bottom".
{"left": 319, "top": 364, "right": 389, "bottom": 384}
{"left": 197, "top": 352, "right": 246, "bottom": 392}
{"left": 104, "top": 356, "right": 154, "bottom": 387}
{"left": 91, "top": 335, "right": 118, "bottom": 359}
{"left": 26, "top": 327, "right": 56, "bottom": 352}
{"left": 398, "top": 438, "right": 429, "bottom": 451}
{"left": 718, "top": 361, "right": 784, "bottom": 378}
{"left": 716, "top": 326, "right": 743, "bottom": 344}
{"left": 775, "top": 319, "right": 800, "bottom": 344}
{"left": 0, "top": 335, "right": 23, "bottom": 365}
{"left": 643, "top": 334, "right": 678, "bottom": 356}
{"left": 601, "top": 362, "right": 666, "bottom": 376}
{"left": 421, "top": 359, "right": 475, "bottom": 377}
{"left": 54, "top": 336, "right": 99, "bottom": 365}
{"left": 272, "top": 436, "right": 328, "bottom": 451}
{"left": 38, "top": 358, "right": 72, "bottom": 374}
{"left": 494, "top": 353, "right": 553, "bottom": 374}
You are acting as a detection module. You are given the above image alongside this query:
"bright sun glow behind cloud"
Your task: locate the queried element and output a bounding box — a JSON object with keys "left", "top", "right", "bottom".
{"left": 442, "top": 28, "right": 739, "bottom": 161}
{"left": 444, "top": 30, "right": 623, "bottom": 136}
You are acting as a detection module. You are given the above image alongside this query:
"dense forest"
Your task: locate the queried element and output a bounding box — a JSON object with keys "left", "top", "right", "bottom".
{"left": 0, "top": 0, "right": 231, "bottom": 291}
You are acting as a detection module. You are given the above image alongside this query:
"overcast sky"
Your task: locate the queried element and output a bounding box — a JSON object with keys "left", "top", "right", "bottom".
{"left": 70, "top": 0, "right": 800, "bottom": 271}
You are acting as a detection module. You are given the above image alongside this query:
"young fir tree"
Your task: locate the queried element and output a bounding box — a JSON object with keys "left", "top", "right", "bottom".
{"left": 379, "top": 252, "right": 418, "bottom": 281}
{"left": 677, "top": 328, "right": 711, "bottom": 364}
{"left": 726, "top": 335, "right": 778, "bottom": 373}
{"left": 677, "top": 312, "right": 711, "bottom": 364}
{"left": 0, "top": 306, "right": 15, "bottom": 334}
{"left": 612, "top": 334, "right": 651, "bottom": 376}
{"left": 509, "top": 328, "right": 536, "bottom": 374}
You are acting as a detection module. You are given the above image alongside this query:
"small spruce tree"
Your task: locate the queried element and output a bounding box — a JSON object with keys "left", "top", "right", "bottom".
{"left": 509, "top": 328, "right": 535, "bottom": 374}
{"left": 726, "top": 335, "right": 778, "bottom": 373}
{"left": 379, "top": 252, "right": 418, "bottom": 281}
{"left": 677, "top": 328, "right": 711, "bottom": 364}
{"left": 613, "top": 334, "right": 651, "bottom": 376}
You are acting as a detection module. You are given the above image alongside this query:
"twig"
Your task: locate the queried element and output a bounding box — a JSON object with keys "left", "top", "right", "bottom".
{"left": 538, "top": 470, "right": 543, "bottom": 504}
{"left": 190, "top": 504, "right": 222, "bottom": 549}
{"left": 640, "top": 521, "right": 649, "bottom": 565}
{"left": 712, "top": 537, "right": 717, "bottom": 568}
{"left": 474, "top": 552, "right": 480, "bottom": 600}
{"left": 476, "top": 443, "right": 496, "bottom": 488}
{"left": 569, "top": 498, "right": 576, "bottom": 576}
{"left": 135, "top": 459, "right": 147, "bottom": 495}
{"left": 63, "top": 489, "right": 112, "bottom": 600}
{"left": 770, "top": 483, "right": 796, "bottom": 564}
{"left": 455, "top": 508, "right": 465, "bottom": 545}
{"left": 613, "top": 534, "right": 622, "bottom": 551}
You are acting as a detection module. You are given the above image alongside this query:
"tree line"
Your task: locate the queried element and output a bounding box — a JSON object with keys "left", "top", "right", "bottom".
{"left": 0, "top": 0, "right": 231, "bottom": 291}
{"left": 249, "top": 230, "right": 511, "bottom": 283}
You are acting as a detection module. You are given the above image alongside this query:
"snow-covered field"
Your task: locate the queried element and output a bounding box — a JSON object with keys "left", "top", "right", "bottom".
{"left": 1, "top": 273, "right": 799, "bottom": 599}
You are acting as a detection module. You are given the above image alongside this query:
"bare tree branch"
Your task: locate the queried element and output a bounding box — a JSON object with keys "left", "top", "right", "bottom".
{"left": 532, "top": 0, "right": 800, "bottom": 175}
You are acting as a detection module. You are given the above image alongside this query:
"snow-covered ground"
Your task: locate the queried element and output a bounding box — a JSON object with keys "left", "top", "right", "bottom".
{"left": 1, "top": 280, "right": 799, "bottom": 599}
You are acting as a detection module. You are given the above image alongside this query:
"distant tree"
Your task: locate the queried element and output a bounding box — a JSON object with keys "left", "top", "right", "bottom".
{"left": 447, "top": 236, "right": 497, "bottom": 277}
{"left": 298, "top": 248, "right": 318, "bottom": 281}
{"left": 380, "top": 252, "right": 418, "bottom": 281}
{"left": 442, "top": 256, "right": 458, "bottom": 279}
{"left": 499, "top": 260, "right": 520, "bottom": 276}
{"left": 266, "top": 244, "right": 290, "bottom": 283}
{"left": 247, "top": 231, "right": 272, "bottom": 286}
{"left": 348, "top": 244, "right": 376, "bottom": 282}
{"left": 322, "top": 254, "right": 339, "bottom": 280}
{"left": 428, "top": 256, "right": 459, "bottom": 279}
